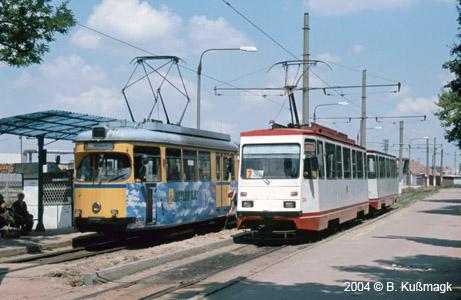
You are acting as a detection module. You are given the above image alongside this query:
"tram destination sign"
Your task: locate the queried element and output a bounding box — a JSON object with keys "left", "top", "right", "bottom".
{"left": 84, "top": 142, "right": 114, "bottom": 151}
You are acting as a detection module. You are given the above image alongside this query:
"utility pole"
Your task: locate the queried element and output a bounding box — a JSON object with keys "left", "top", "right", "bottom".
{"left": 426, "top": 138, "right": 429, "bottom": 187}
{"left": 455, "top": 150, "right": 457, "bottom": 175}
{"left": 360, "top": 70, "right": 367, "bottom": 147}
{"left": 302, "top": 13, "right": 310, "bottom": 126}
{"left": 441, "top": 148, "right": 444, "bottom": 184}
{"left": 398, "top": 121, "right": 404, "bottom": 183}
{"left": 432, "top": 137, "right": 436, "bottom": 186}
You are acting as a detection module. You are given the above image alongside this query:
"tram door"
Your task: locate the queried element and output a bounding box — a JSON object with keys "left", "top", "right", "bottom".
{"left": 221, "top": 155, "right": 234, "bottom": 207}
{"left": 214, "top": 154, "right": 231, "bottom": 208}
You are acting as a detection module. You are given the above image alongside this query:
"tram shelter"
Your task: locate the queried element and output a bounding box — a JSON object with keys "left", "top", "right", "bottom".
{"left": 0, "top": 110, "right": 122, "bottom": 231}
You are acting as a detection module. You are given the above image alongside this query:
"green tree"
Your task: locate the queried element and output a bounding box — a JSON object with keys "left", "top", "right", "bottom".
{"left": 0, "top": 0, "right": 75, "bottom": 67}
{"left": 436, "top": 0, "right": 461, "bottom": 149}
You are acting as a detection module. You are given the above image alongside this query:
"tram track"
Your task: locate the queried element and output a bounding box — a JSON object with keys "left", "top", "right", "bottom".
{"left": 74, "top": 240, "right": 287, "bottom": 300}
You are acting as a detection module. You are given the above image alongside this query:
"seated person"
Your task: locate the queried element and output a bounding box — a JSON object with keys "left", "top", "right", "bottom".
{"left": 0, "top": 194, "right": 16, "bottom": 229}
{"left": 12, "top": 193, "right": 34, "bottom": 234}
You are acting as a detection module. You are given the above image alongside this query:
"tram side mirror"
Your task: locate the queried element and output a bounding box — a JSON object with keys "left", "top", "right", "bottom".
{"left": 55, "top": 155, "right": 61, "bottom": 165}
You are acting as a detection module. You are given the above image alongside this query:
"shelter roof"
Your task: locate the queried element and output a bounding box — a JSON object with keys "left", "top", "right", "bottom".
{"left": 0, "top": 110, "right": 122, "bottom": 141}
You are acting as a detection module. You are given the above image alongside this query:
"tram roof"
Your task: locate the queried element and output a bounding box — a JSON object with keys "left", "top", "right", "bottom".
{"left": 366, "top": 149, "right": 397, "bottom": 159}
{"left": 241, "top": 123, "right": 362, "bottom": 149}
{"left": 0, "top": 110, "right": 121, "bottom": 141}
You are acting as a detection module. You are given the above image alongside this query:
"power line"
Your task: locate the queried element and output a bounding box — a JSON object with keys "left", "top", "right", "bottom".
{"left": 77, "top": 23, "right": 156, "bottom": 56}
{"left": 221, "top": 0, "right": 298, "bottom": 59}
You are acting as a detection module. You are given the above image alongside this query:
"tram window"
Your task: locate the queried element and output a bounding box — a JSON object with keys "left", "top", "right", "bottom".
{"left": 343, "top": 148, "right": 351, "bottom": 179}
{"left": 317, "top": 141, "right": 325, "bottom": 179}
{"left": 392, "top": 160, "right": 397, "bottom": 178}
{"left": 223, "top": 157, "right": 235, "bottom": 181}
{"left": 336, "top": 145, "right": 343, "bottom": 179}
{"left": 166, "top": 148, "right": 182, "bottom": 181}
{"left": 199, "top": 151, "right": 211, "bottom": 181}
{"left": 357, "top": 151, "right": 364, "bottom": 179}
{"left": 352, "top": 150, "right": 357, "bottom": 178}
{"left": 325, "top": 143, "right": 336, "bottom": 179}
{"left": 76, "top": 153, "right": 131, "bottom": 183}
{"left": 241, "top": 144, "right": 300, "bottom": 180}
{"left": 303, "top": 140, "right": 318, "bottom": 179}
{"left": 216, "top": 155, "right": 221, "bottom": 181}
{"left": 378, "top": 157, "right": 385, "bottom": 178}
{"left": 387, "top": 158, "right": 392, "bottom": 178}
{"left": 133, "top": 146, "right": 161, "bottom": 182}
{"left": 367, "top": 155, "right": 377, "bottom": 179}
{"left": 183, "top": 150, "right": 198, "bottom": 181}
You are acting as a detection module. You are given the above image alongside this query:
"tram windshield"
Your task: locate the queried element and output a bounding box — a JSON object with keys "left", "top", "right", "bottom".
{"left": 241, "top": 144, "right": 300, "bottom": 179}
{"left": 76, "top": 153, "right": 131, "bottom": 183}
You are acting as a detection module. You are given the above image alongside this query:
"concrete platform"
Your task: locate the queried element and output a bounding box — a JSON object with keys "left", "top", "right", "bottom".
{"left": 0, "top": 227, "right": 88, "bottom": 258}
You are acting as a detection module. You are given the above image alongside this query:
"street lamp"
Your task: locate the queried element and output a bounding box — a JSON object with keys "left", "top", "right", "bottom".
{"left": 408, "top": 136, "right": 429, "bottom": 186}
{"left": 196, "top": 46, "right": 257, "bottom": 129}
{"left": 313, "top": 102, "right": 348, "bottom": 124}
{"left": 356, "top": 126, "right": 382, "bottom": 145}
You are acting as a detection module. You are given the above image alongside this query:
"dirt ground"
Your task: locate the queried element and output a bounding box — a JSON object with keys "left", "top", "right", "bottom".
{"left": 0, "top": 228, "right": 242, "bottom": 299}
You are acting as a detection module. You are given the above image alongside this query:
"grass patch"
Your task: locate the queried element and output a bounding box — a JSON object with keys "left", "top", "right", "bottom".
{"left": 397, "top": 186, "right": 439, "bottom": 208}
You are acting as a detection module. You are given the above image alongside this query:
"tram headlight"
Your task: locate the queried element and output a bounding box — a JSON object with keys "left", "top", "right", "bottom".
{"left": 242, "top": 201, "right": 253, "bottom": 208}
{"left": 92, "top": 202, "right": 102, "bottom": 213}
{"left": 74, "top": 209, "right": 82, "bottom": 217}
{"left": 111, "top": 209, "right": 119, "bottom": 216}
{"left": 284, "top": 201, "right": 296, "bottom": 209}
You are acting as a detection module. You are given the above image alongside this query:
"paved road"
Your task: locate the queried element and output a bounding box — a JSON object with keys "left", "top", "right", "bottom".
{"left": 171, "top": 188, "right": 461, "bottom": 299}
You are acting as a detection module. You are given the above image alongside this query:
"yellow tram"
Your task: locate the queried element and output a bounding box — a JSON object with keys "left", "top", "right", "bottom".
{"left": 73, "top": 121, "right": 238, "bottom": 232}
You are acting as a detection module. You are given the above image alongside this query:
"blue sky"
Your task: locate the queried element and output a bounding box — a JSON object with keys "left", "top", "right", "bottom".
{"left": 0, "top": 0, "right": 459, "bottom": 170}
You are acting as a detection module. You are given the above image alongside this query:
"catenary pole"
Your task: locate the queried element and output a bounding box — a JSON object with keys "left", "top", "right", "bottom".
{"left": 302, "top": 13, "right": 310, "bottom": 126}
{"left": 360, "top": 70, "right": 367, "bottom": 147}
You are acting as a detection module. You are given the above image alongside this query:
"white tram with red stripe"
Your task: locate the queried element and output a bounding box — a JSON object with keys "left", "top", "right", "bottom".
{"left": 237, "top": 123, "right": 373, "bottom": 235}
{"left": 366, "top": 150, "right": 399, "bottom": 211}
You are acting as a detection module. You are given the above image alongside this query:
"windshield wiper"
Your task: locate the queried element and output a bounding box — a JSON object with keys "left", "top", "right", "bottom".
{"left": 108, "top": 174, "right": 126, "bottom": 182}
{"left": 253, "top": 170, "right": 270, "bottom": 185}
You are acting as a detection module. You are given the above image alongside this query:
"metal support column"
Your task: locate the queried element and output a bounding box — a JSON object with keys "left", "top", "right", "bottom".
{"left": 36, "top": 136, "right": 45, "bottom": 232}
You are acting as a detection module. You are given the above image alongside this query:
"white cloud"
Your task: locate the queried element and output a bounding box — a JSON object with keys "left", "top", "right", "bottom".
{"left": 303, "top": 0, "right": 414, "bottom": 16}
{"left": 188, "top": 16, "right": 254, "bottom": 53}
{"left": 71, "top": 0, "right": 184, "bottom": 54}
{"left": 390, "top": 96, "right": 438, "bottom": 117}
{"left": 315, "top": 52, "right": 341, "bottom": 63}
{"left": 204, "top": 119, "right": 236, "bottom": 135}
{"left": 353, "top": 44, "right": 365, "bottom": 54}
{"left": 54, "top": 87, "right": 125, "bottom": 117}
{"left": 437, "top": 72, "right": 454, "bottom": 87}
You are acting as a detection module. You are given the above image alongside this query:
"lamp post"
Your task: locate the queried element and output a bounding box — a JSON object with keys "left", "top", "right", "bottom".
{"left": 408, "top": 136, "right": 429, "bottom": 186}
{"left": 313, "top": 102, "right": 348, "bottom": 124}
{"left": 356, "top": 126, "right": 381, "bottom": 145}
{"left": 196, "top": 46, "right": 257, "bottom": 129}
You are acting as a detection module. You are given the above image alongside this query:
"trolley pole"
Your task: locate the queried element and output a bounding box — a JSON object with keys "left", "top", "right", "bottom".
{"left": 360, "top": 70, "right": 367, "bottom": 147}
{"left": 302, "top": 13, "right": 310, "bottom": 126}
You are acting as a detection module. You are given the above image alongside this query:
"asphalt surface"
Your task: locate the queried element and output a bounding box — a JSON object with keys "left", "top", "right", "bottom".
{"left": 173, "top": 188, "right": 461, "bottom": 300}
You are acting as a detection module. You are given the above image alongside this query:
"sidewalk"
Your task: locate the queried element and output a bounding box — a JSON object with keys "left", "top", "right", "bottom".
{"left": 0, "top": 227, "right": 88, "bottom": 257}
{"left": 177, "top": 188, "right": 461, "bottom": 299}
